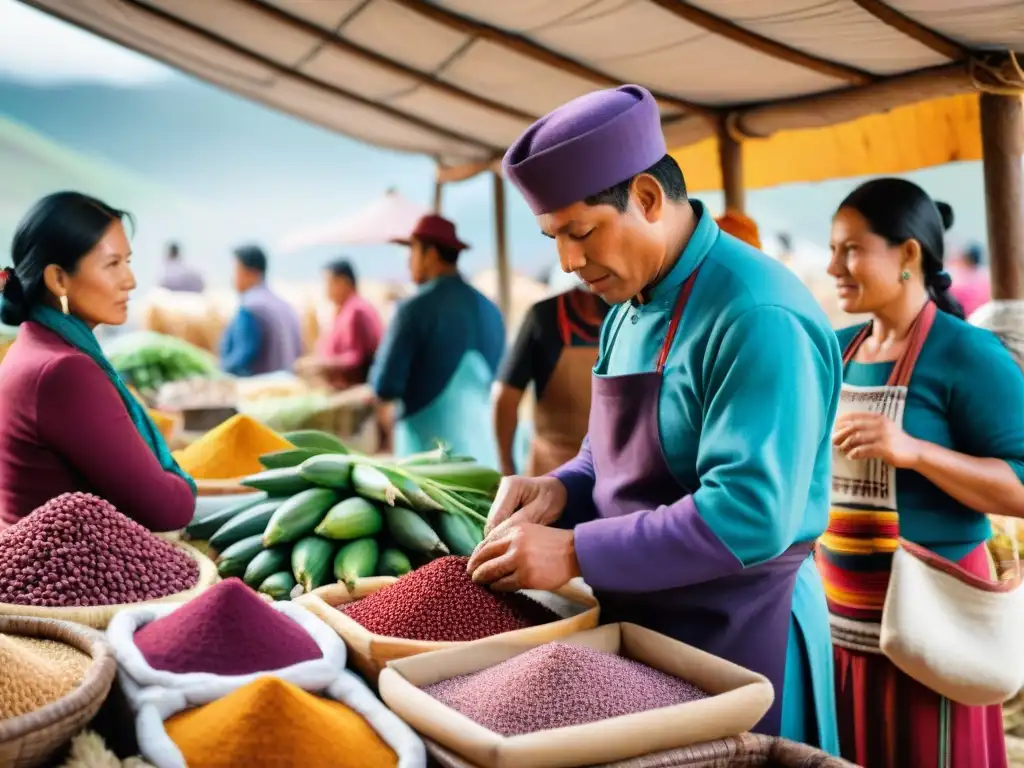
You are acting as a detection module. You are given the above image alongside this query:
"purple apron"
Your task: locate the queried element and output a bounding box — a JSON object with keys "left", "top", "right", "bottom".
{"left": 586, "top": 267, "right": 811, "bottom": 736}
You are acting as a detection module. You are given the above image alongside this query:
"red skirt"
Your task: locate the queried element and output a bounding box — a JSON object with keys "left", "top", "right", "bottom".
{"left": 833, "top": 545, "right": 1008, "bottom": 767}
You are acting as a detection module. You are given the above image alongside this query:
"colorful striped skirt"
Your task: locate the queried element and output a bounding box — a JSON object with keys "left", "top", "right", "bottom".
{"left": 818, "top": 508, "right": 1007, "bottom": 767}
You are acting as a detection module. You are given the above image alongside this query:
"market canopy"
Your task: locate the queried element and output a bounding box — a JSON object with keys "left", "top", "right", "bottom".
{"left": 276, "top": 188, "right": 430, "bottom": 252}
{"left": 20, "top": 0, "right": 1024, "bottom": 184}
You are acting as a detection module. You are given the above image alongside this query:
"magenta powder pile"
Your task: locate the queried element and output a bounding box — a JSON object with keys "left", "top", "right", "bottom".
{"left": 0, "top": 493, "right": 199, "bottom": 607}
{"left": 424, "top": 642, "right": 709, "bottom": 736}
{"left": 134, "top": 578, "right": 322, "bottom": 675}
{"left": 342, "top": 556, "right": 559, "bottom": 641}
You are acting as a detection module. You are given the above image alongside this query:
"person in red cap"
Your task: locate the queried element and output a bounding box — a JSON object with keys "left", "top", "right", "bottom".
{"left": 369, "top": 214, "right": 505, "bottom": 466}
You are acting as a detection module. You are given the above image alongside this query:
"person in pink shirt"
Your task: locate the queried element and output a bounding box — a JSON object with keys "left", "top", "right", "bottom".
{"left": 947, "top": 242, "right": 991, "bottom": 319}
{"left": 297, "top": 259, "right": 383, "bottom": 389}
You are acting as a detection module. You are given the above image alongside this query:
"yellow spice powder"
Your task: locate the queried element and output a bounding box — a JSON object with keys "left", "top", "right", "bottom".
{"left": 173, "top": 414, "right": 292, "bottom": 480}
{"left": 165, "top": 677, "right": 398, "bottom": 768}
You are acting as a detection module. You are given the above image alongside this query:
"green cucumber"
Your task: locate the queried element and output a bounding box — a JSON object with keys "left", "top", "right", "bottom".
{"left": 377, "top": 547, "right": 413, "bottom": 577}
{"left": 241, "top": 467, "right": 314, "bottom": 496}
{"left": 282, "top": 430, "right": 349, "bottom": 453}
{"left": 183, "top": 494, "right": 266, "bottom": 540}
{"left": 259, "top": 571, "right": 297, "bottom": 601}
{"left": 291, "top": 536, "right": 337, "bottom": 594}
{"left": 436, "top": 513, "right": 483, "bottom": 557}
{"left": 216, "top": 534, "right": 265, "bottom": 578}
{"left": 408, "top": 462, "right": 502, "bottom": 494}
{"left": 263, "top": 488, "right": 339, "bottom": 546}
{"left": 314, "top": 497, "right": 382, "bottom": 540}
{"left": 299, "top": 454, "right": 357, "bottom": 490}
{"left": 243, "top": 547, "right": 291, "bottom": 589}
{"left": 208, "top": 500, "right": 284, "bottom": 551}
{"left": 259, "top": 448, "right": 321, "bottom": 470}
{"left": 333, "top": 538, "right": 379, "bottom": 588}
{"left": 384, "top": 507, "right": 449, "bottom": 558}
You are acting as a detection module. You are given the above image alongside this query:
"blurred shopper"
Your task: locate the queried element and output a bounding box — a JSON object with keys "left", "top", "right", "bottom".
{"left": 220, "top": 245, "right": 302, "bottom": 377}
{"left": 158, "top": 241, "right": 204, "bottom": 293}
{"left": 947, "top": 241, "right": 991, "bottom": 319}
{"left": 715, "top": 209, "right": 762, "bottom": 249}
{"left": 296, "top": 258, "right": 382, "bottom": 389}
{"left": 822, "top": 178, "right": 1022, "bottom": 767}
{"left": 493, "top": 281, "right": 608, "bottom": 476}
{"left": 370, "top": 214, "right": 504, "bottom": 466}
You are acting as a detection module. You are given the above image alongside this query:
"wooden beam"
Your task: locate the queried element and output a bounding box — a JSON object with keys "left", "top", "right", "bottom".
{"left": 243, "top": 0, "right": 537, "bottom": 123}
{"left": 980, "top": 94, "right": 1024, "bottom": 300}
{"left": 121, "top": 0, "right": 499, "bottom": 152}
{"left": 647, "top": 0, "right": 872, "bottom": 85}
{"left": 849, "top": 0, "right": 967, "bottom": 61}
{"left": 389, "top": 0, "right": 714, "bottom": 119}
{"left": 717, "top": 121, "right": 744, "bottom": 212}
{"left": 492, "top": 171, "right": 511, "bottom": 317}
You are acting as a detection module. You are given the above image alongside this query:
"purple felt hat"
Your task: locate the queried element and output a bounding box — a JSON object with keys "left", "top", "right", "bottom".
{"left": 502, "top": 85, "right": 666, "bottom": 215}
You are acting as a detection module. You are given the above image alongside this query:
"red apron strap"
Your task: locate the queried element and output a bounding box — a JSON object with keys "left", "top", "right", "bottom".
{"left": 841, "top": 301, "right": 937, "bottom": 387}
{"left": 556, "top": 293, "right": 571, "bottom": 346}
{"left": 656, "top": 267, "right": 701, "bottom": 374}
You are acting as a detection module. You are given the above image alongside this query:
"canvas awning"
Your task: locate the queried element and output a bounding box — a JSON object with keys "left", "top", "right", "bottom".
{"left": 17, "top": 0, "right": 1024, "bottom": 177}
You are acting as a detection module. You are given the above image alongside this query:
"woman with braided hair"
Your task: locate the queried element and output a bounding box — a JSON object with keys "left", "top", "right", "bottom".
{"left": 820, "top": 177, "right": 1024, "bottom": 766}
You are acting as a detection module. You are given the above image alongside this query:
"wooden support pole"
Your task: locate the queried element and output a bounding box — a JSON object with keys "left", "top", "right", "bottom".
{"left": 492, "top": 170, "right": 511, "bottom": 317}
{"left": 433, "top": 178, "right": 444, "bottom": 213}
{"left": 717, "top": 122, "right": 745, "bottom": 213}
{"left": 980, "top": 94, "right": 1024, "bottom": 300}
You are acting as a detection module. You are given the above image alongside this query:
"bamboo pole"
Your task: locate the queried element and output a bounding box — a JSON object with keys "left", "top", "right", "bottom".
{"left": 980, "top": 94, "right": 1024, "bottom": 300}
{"left": 492, "top": 171, "right": 511, "bottom": 317}
{"left": 433, "top": 178, "right": 444, "bottom": 213}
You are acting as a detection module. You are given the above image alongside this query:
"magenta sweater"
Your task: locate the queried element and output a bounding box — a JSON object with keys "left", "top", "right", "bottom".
{"left": 0, "top": 322, "right": 194, "bottom": 530}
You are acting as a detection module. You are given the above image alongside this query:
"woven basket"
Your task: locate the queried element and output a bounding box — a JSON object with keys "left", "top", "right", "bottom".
{"left": 297, "top": 577, "right": 600, "bottom": 681}
{"left": 0, "top": 541, "right": 219, "bottom": 629}
{"left": 425, "top": 734, "right": 858, "bottom": 768}
{"left": 0, "top": 616, "right": 118, "bottom": 768}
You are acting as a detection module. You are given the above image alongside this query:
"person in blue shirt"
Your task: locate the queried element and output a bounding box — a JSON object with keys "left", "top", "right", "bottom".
{"left": 467, "top": 85, "right": 841, "bottom": 751}
{"left": 370, "top": 215, "right": 505, "bottom": 467}
{"left": 220, "top": 245, "right": 302, "bottom": 377}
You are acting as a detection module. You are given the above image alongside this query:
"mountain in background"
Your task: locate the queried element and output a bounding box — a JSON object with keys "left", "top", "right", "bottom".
{"left": 0, "top": 72, "right": 992, "bottom": 289}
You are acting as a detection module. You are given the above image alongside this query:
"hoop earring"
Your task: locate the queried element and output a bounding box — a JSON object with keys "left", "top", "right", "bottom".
{"left": 901, "top": 270, "right": 911, "bottom": 282}
{"left": 59, "top": 295, "right": 69, "bottom": 315}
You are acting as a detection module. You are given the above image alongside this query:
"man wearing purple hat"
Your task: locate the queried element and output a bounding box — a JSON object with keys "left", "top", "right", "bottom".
{"left": 369, "top": 214, "right": 505, "bottom": 467}
{"left": 468, "top": 85, "right": 841, "bottom": 750}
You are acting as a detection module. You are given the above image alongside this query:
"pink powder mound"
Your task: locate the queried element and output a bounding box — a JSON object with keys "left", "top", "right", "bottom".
{"left": 134, "top": 578, "right": 322, "bottom": 675}
{"left": 423, "top": 642, "right": 708, "bottom": 736}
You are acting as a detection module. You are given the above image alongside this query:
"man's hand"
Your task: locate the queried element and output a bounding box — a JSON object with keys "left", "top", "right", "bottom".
{"left": 466, "top": 522, "right": 580, "bottom": 592}
{"left": 484, "top": 475, "right": 567, "bottom": 537}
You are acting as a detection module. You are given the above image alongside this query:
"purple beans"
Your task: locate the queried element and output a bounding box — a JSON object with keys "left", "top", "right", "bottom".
{"left": 424, "top": 642, "right": 709, "bottom": 736}
{"left": 0, "top": 493, "right": 199, "bottom": 607}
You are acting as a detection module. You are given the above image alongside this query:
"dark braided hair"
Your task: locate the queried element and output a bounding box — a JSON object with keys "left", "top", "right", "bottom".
{"left": 837, "top": 178, "right": 963, "bottom": 319}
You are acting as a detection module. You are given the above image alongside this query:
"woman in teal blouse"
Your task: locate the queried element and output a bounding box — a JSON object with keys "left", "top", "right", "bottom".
{"left": 821, "top": 177, "right": 1024, "bottom": 767}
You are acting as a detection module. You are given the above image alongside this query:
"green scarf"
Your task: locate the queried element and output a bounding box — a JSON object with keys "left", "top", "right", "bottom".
{"left": 30, "top": 305, "right": 197, "bottom": 496}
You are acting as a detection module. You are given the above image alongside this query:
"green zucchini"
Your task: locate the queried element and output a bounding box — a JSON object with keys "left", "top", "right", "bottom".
{"left": 408, "top": 462, "right": 502, "bottom": 494}
{"left": 435, "top": 512, "right": 483, "bottom": 557}
{"left": 298, "top": 454, "right": 357, "bottom": 490}
{"left": 208, "top": 499, "right": 284, "bottom": 551}
{"left": 351, "top": 464, "right": 410, "bottom": 506}
{"left": 259, "top": 448, "right": 321, "bottom": 470}
{"left": 291, "top": 536, "right": 337, "bottom": 594}
{"left": 333, "top": 538, "right": 379, "bottom": 588}
{"left": 263, "top": 488, "right": 339, "bottom": 546}
{"left": 314, "top": 497, "right": 383, "bottom": 540}
{"left": 385, "top": 507, "right": 449, "bottom": 558}
{"left": 258, "top": 571, "right": 297, "bottom": 601}
{"left": 216, "top": 534, "right": 265, "bottom": 578}
{"left": 282, "top": 430, "right": 349, "bottom": 453}
{"left": 243, "top": 547, "right": 291, "bottom": 589}
{"left": 240, "top": 467, "right": 314, "bottom": 496}
{"left": 377, "top": 547, "right": 413, "bottom": 577}
{"left": 183, "top": 494, "right": 266, "bottom": 540}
